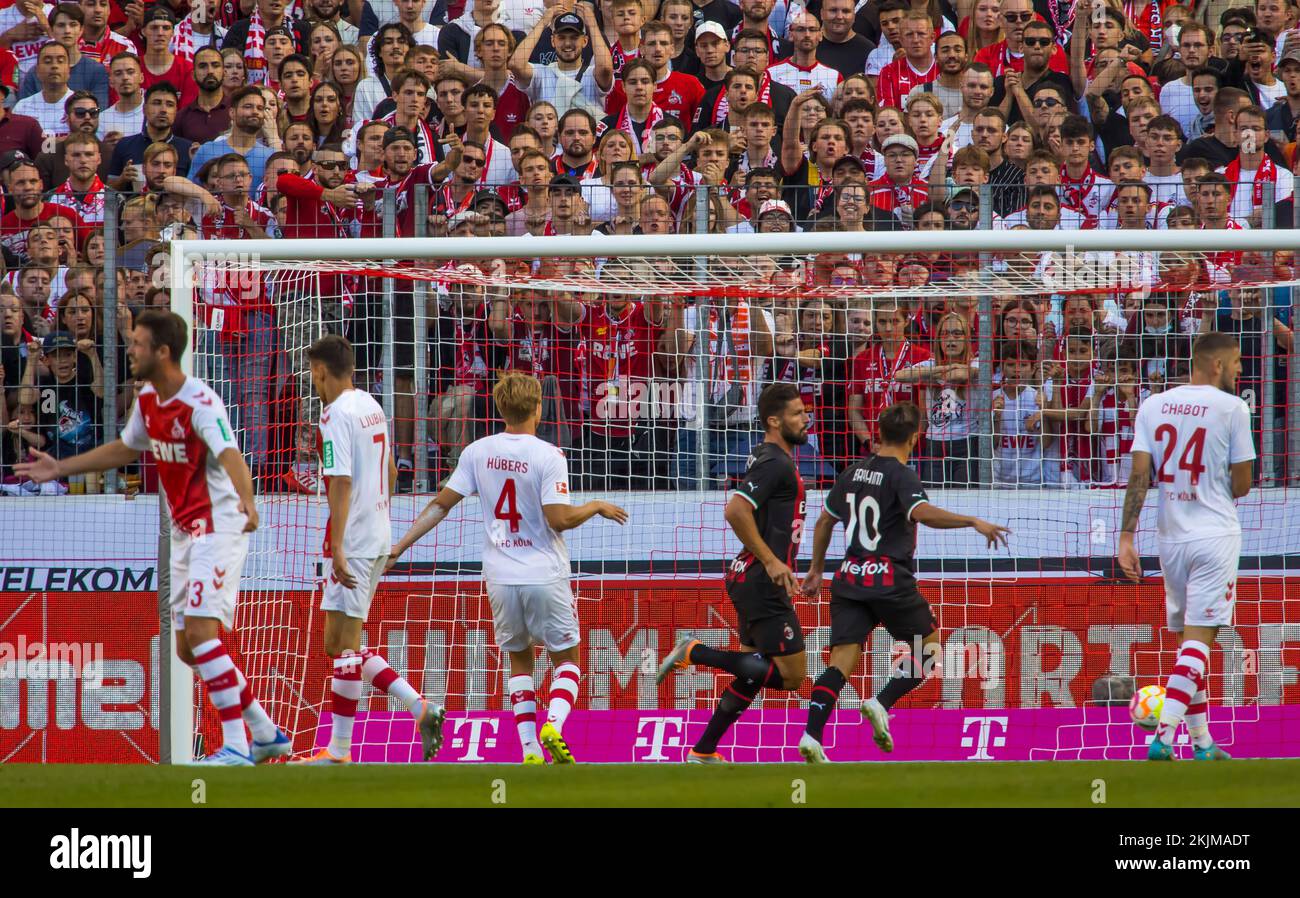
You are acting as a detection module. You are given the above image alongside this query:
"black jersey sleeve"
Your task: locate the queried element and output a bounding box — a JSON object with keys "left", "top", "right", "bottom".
{"left": 894, "top": 463, "right": 930, "bottom": 520}
{"left": 735, "top": 452, "right": 788, "bottom": 510}
{"left": 823, "top": 465, "right": 853, "bottom": 522}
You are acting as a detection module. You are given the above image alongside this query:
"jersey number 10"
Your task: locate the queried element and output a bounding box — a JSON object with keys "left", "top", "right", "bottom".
{"left": 844, "top": 495, "right": 883, "bottom": 552}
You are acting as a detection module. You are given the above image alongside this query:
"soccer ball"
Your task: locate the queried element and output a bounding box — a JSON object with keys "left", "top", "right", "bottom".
{"left": 1129, "top": 685, "right": 1166, "bottom": 730}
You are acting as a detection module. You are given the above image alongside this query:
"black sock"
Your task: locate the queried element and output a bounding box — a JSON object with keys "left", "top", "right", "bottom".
{"left": 805, "top": 667, "right": 847, "bottom": 742}
{"left": 689, "top": 644, "right": 771, "bottom": 685}
{"left": 693, "top": 677, "right": 761, "bottom": 755}
{"left": 876, "top": 656, "right": 924, "bottom": 711}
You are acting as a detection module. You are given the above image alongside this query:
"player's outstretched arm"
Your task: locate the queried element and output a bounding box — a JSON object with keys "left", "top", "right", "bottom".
{"left": 14, "top": 441, "right": 141, "bottom": 484}
{"left": 800, "top": 510, "right": 837, "bottom": 596}
{"left": 387, "top": 487, "right": 465, "bottom": 571}
{"left": 543, "top": 500, "right": 629, "bottom": 533}
{"left": 217, "top": 447, "right": 258, "bottom": 533}
{"left": 911, "top": 502, "right": 1011, "bottom": 549}
{"left": 1117, "top": 450, "right": 1152, "bottom": 582}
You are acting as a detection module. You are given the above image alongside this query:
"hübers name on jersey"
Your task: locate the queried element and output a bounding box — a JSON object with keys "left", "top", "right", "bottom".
{"left": 485, "top": 457, "right": 529, "bottom": 473}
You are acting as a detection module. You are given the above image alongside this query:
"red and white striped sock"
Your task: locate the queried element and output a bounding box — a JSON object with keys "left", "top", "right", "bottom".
{"left": 1156, "top": 640, "right": 1209, "bottom": 746}
{"left": 236, "top": 671, "right": 277, "bottom": 743}
{"left": 360, "top": 648, "right": 423, "bottom": 716}
{"left": 193, "top": 638, "right": 249, "bottom": 755}
{"left": 509, "top": 675, "right": 539, "bottom": 750}
{"left": 546, "top": 662, "right": 581, "bottom": 732}
{"left": 329, "top": 652, "right": 363, "bottom": 758}
{"left": 1184, "top": 686, "right": 1214, "bottom": 749}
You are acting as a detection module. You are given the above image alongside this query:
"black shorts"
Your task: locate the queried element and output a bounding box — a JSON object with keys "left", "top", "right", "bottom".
{"left": 725, "top": 575, "right": 805, "bottom": 656}
{"left": 829, "top": 583, "right": 936, "bottom": 647}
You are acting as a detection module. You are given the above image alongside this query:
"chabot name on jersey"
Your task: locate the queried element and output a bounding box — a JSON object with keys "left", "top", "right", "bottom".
{"left": 148, "top": 439, "right": 190, "bottom": 463}
{"left": 839, "top": 558, "right": 892, "bottom": 578}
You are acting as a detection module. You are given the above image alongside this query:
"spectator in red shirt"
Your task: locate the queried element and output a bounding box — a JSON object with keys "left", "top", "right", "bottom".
{"left": 848, "top": 301, "right": 933, "bottom": 453}
{"left": 137, "top": 6, "right": 197, "bottom": 108}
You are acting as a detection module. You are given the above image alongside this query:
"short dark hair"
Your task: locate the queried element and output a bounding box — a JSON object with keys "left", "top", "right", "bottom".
{"left": 1192, "top": 331, "right": 1241, "bottom": 369}
{"left": 757, "top": 382, "right": 801, "bottom": 430}
{"left": 145, "top": 81, "right": 180, "bottom": 101}
{"left": 462, "top": 82, "right": 498, "bottom": 107}
{"left": 306, "top": 333, "right": 355, "bottom": 377}
{"left": 999, "top": 338, "right": 1039, "bottom": 363}
{"left": 1059, "top": 114, "right": 1093, "bottom": 141}
{"left": 878, "top": 402, "right": 922, "bottom": 446}
{"left": 1027, "top": 184, "right": 1061, "bottom": 206}
{"left": 136, "top": 309, "right": 187, "bottom": 364}
{"left": 559, "top": 107, "right": 598, "bottom": 134}
{"left": 280, "top": 53, "right": 312, "bottom": 75}
{"left": 50, "top": 3, "right": 85, "bottom": 27}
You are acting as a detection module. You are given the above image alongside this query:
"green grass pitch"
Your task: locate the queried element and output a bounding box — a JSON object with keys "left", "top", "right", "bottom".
{"left": 5, "top": 761, "right": 1300, "bottom": 808}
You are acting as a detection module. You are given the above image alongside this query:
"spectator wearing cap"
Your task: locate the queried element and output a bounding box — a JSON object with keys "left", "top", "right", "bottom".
{"left": 35, "top": 91, "right": 105, "bottom": 190}
{"left": 0, "top": 85, "right": 44, "bottom": 159}
{"left": 869, "top": 133, "right": 930, "bottom": 225}
{"left": 137, "top": 6, "right": 199, "bottom": 108}
{"left": 222, "top": 0, "right": 308, "bottom": 86}
{"left": 17, "top": 5, "right": 109, "bottom": 109}
{"left": 173, "top": 47, "right": 230, "bottom": 144}
{"left": 545, "top": 173, "right": 591, "bottom": 236}
{"left": 18, "top": 329, "right": 103, "bottom": 460}
{"left": 690, "top": 21, "right": 735, "bottom": 95}
{"left": 108, "top": 82, "right": 193, "bottom": 186}
{"left": 756, "top": 197, "right": 796, "bottom": 232}
{"left": 14, "top": 43, "right": 76, "bottom": 139}
{"left": 511, "top": 4, "right": 613, "bottom": 120}
{"left": 187, "top": 86, "right": 275, "bottom": 192}
{"left": 1267, "top": 44, "right": 1300, "bottom": 145}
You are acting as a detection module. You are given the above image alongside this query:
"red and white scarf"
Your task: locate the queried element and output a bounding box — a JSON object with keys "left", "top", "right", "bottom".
{"left": 615, "top": 103, "right": 665, "bottom": 155}
{"left": 1060, "top": 164, "right": 1097, "bottom": 210}
{"left": 711, "top": 72, "right": 773, "bottom": 127}
{"left": 1224, "top": 153, "right": 1278, "bottom": 208}
{"left": 243, "top": 6, "right": 293, "bottom": 86}
{"left": 53, "top": 175, "right": 105, "bottom": 222}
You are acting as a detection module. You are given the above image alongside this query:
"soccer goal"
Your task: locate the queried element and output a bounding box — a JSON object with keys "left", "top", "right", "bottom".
{"left": 164, "top": 227, "right": 1300, "bottom": 763}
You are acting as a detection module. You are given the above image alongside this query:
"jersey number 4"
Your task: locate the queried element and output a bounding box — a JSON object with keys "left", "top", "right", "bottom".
{"left": 1153, "top": 424, "right": 1207, "bottom": 485}
{"left": 844, "top": 495, "right": 882, "bottom": 552}
{"left": 494, "top": 478, "right": 522, "bottom": 533}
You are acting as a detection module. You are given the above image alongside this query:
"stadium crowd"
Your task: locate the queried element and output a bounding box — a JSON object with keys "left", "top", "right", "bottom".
{"left": 0, "top": 0, "right": 1295, "bottom": 494}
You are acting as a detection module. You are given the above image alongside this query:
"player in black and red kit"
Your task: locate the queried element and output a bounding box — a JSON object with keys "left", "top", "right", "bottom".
{"left": 656, "top": 382, "right": 810, "bottom": 763}
{"left": 797, "top": 403, "right": 1010, "bottom": 762}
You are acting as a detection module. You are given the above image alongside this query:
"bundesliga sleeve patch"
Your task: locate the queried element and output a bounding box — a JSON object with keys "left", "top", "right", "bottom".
{"left": 555, "top": 482, "right": 568, "bottom": 495}
{"left": 219, "top": 418, "right": 233, "bottom": 441}
{"left": 322, "top": 440, "right": 335, "bottom": 468}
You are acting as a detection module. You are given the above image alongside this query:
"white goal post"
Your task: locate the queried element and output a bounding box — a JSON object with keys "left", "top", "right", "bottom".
{"left": 161, "top": 228, "right": 1300, "bottom": 763}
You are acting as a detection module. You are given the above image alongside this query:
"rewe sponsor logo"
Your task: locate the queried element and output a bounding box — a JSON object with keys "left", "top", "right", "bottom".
{"left": 49, "top": 829, "right": 151, "bottom": 879}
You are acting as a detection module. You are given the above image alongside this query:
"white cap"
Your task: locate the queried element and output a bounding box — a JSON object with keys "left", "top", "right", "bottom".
{"left": 881, "top": 134, "right": 919, "bottom": 155}
{"left": 694, "top": 21, "right": 728, "bottom": 43}
{"left": 758, "top": 199, "right": 793, "bottom": 218}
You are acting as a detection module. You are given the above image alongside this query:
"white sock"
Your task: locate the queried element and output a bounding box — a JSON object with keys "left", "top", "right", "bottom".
{"left": 1185, "top": 686, "right": 1214, "bottom": 750}
{"left": 236, "top": 672, "right": 277, "bottom": 743}
{"left": 193, "top": 638, "right": 249, "bottom": 754}
{"left": 1156, "top": 640, "right": 1209, "bottom": 746}
{"left": 509, "top": 675, "right": 538, "bottom": 750}
{"left": 546, "top": 662, "right": 581, "bottom": 732}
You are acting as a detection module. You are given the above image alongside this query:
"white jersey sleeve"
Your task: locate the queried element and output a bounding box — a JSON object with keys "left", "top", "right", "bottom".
{"left": 190, "top": 389, "right": 240, "bottom": 459}
{"left": 445, "top": 439, "right": 479, "bottom": 497}
{"left": 1132, "top": 384, "right": 1254, "bottom": 542}
{"left": 540, "top": 448, "right": 572, "bottom": 507}
{"left": 320, "top": 409, "right": 354, "bottom": 477}
{"left": 121, "top": 399, "right": 150, "bottom": 451}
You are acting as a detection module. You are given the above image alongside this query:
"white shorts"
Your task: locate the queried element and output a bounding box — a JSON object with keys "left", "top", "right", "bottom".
{"left": 1159, "top": 534, "right": 1241, "bottom": 632}
{"left": 486, "top": 580, "right": 580, "bottom": 653}
{"left": 169, "top": 530, "right": 250, "bottom": 630}
{"left": 320, "top": 556, "right": 387, "bottom": 620}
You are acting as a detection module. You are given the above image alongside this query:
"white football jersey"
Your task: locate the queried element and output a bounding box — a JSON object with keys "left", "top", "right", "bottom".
{"left": 1130, "top": 384, "right": 1255, "bottom": 542}
{"left": 446, "top": 432, "right": 573, "bottom": 585}
{"left": 319, "top": 389, "right": 392, "bottom": 559}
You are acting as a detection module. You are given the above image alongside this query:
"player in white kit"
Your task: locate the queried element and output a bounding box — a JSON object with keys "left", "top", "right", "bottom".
{"left": 1118, "top": 332, "right": 1254, "bottom": 761}
{"left": 292, "top": 335, "right": 446, "bottom": 764}
{"left": 17, "top": 310, "right": 290, "bottom": 765}
{"left": 389, "top": 372, "right": 628, "bottom": 764}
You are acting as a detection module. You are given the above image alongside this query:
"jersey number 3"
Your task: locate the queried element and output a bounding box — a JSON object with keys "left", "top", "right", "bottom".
{"left": 1153, "top": 424, "right": 1207, "bottom": 485}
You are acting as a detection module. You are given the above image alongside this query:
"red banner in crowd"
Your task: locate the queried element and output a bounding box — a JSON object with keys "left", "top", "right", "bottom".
{"left": 3, "top": 580, "right": 1298, "bottom": 762}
